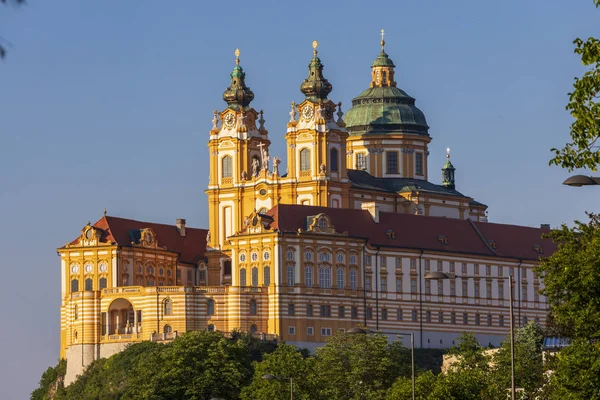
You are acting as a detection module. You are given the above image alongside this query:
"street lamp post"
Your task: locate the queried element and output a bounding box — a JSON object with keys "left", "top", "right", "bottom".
{"left": 262, "top": 374, "right": 293, "bottom": 400}
{"left": 348, "top": 327, "right": 415, "bottom": 400}
{"left": 424, "top": 271, "right": 516, "bottom": 400}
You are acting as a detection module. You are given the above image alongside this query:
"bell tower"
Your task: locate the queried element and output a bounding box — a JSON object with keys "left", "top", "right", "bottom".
{"left": 205, "top": 49, "right": 271, "bottom": 284}
{"left": 285, "top": 41, "right": 350, "bottom": 208}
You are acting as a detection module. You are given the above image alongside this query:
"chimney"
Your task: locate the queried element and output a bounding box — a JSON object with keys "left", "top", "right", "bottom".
{"left": 176, "top": 218, "right": 186, "bottom": 237}
{"left": 361, "top": 202, "right": 380, "bottom": 223}
{"left": 540, "top": 224, "right": 550, "bottom": 230}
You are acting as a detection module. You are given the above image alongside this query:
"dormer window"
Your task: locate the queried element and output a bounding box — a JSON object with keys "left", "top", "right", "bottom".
{"left": 318, "top": 217, "right": 327, "bottom": 229}
{"left": 533, "top": 245, "right": 543, "bottom": 254}
{"left": 487, "top": 240, "right": 496, "bottom": 249}
{"left": 385, "top": 229, "right": 396, "bottom": 239}
{"left": 438, "top": 235, "right": 448, "bottom": 245}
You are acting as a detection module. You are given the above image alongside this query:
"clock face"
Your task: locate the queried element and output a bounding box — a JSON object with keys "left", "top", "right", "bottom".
{"left": 99, "top": 263, "right": 108, "bottom": 273}
{"left": 224, "top": 113, "right": 236, "bottom": 128}
{"left": 71, "top": 264, "right": 80, "bottom": 274}
{"left": 302, "top": 106, "right": 314, "bottom": 120}
{"left": 85, "top": 229, "right": 93, "bottom": 240}
{"left": 85, "top": 263, "right": 93, "bottom": 273}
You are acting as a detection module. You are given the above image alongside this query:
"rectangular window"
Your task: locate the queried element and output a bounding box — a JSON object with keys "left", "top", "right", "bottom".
{"left": 330, "top": 148, "right": 339, "bottom": 172}
{"left": 462, "top": 281, "right": 468, "bottom": 297}
{"left": 410, "top": 259, "right": 416, "bottom": 270}
{"left": 320, "top": 305, "right": 331, "bottom": 317}
{"left": 222, "top": 156, "right": 232, "bottom": 178}
{"left": 425, "top": 260, "right": 430, "bottom": 272}
{"left": 307, "top": 327, "right": 314, "bottom": 335}
{"left": 321, "top": 328, "right": 332, "bottom": 336}
{"left": 463, "top": 312, "right": 469, "bottom": 325}
{"left": 365, "top": 277, "right": 372, "bottom": 292}
{"left": 462, "top": 263, "right": 468, "bottom": 274}
{"left": 425, "top": 280, "right": 431, "bottom": 295}
{"left": 396, "top": 278, "right": 402, "bottom": 293}
{"left": 367, "top": 307, "right": 373, "bottom": 320}
{"left": 307, "top": 304, "right": 313, "bottom": 317}
{"left": 534, "top": 288, "right": 540, "bottom": 303}
{"left": 426, "top": 310, "right": 431, "bottom": 322}
{"left": 395, "top": 257, "right": 402, "bottom": 268}
{"left": 286, "top": 326, "right": 296, "bottom": 335}
{"left": 380, "top": 256, "right": 386, "bottom": 267}
{"left": 351, "top": 306, "right": 358, "bottom": 319}
{"left": 382, "top": 308, "right": 388, "bottom": 320}
{"left": 439, "top": 311, "right": 444, "bottom": 323}
{"left": 338, "top": 306, "right": 345, "bottom": 318}
{"left": 486, "top": 282, "right": 492, "bottom": 299}
{"left": 365, "top": 256, "right": 372, "bottom": 266}
{"left": 300, "top": 148, "right": 311, "bottom": 171}
{"left": 475, "top": 313, "right": 480, "bottom": 325}
{"left": 411, "top": 278, "right": 417, "bottom": 294}
{"left": 397, "top": 308, "right": 403, "bottom": 320}
{"left": 356, "top": 153, "right": 367, "bottom": 170}
{"left": 412, "top": 309, "right": 418, "bottom": 321}
{"left": 535, "top": 317, "right": 540, "bottom": 324}
{"left": 498, "top": 266, "right": 503, "bottom": 276}
{"left": 451, "top": 312, "right": 456, "bottom": 324}
{"left": 522, "top": 284, "right": 528, "bottom": 301}
{"left": 287, "top": 265, "right": 295, "bottom": 286}
{"left": 350, "top": 269, "right": 357, "bottom": 290}
{"left": 199, "top": 269, "right": 206, "bottom": 282}
{"left": 474, "top": 282, "right": 480, "bottom": 298}
{"left": 450, "top": 262, "right": 455, "bottom": 273}
{"left": 499, "top": 283, "right": 504, "bottom": 300}
{"left": 499, "top": 315, "right": 505, "bottom": 327}
{"left": 380, "top": 277, "right": 387, "bottom": 292}
{"left": 187, "top": 270, "right": 193, "bottom": 283}
{"left": 450, "top": 281, "right": 456, "bottom": 297}
{"left": 386, "top": 151, "right": 399, "bottom": 174}
{"left": 288, "top": 303, "right": 295, "bottom": 316}
{"left": 487, "top": 314, "right": 492, "bottom": 326}
{"left": 437, "top": 281, "right": 443, "bottom": 295}
{"left": 509, "top": 267, "right": 514, "bottom": 277}
{"left": 437, "top": 260, "right": 443, "bottom": 271}
{"left": 486, "top": 265, "right": 491, "bottom": 275}
{"left": 474, "top": 264, "right": 479, "bottom": 275}
{"left": 415, "top": 153, "right": 423, "bottom": 175}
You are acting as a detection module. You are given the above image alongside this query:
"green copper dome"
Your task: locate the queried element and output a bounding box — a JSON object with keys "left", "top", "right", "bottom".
{"left": 300, "top": 43, "right": 332, "bottom": 102}
{"left": 344, "top": 86, "right": 429, "bottom": 136}
{"left": 371, "top": 50, "right": 395, "bottom": 67}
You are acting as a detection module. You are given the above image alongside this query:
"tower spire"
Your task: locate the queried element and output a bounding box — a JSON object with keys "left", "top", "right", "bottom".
{"left": 300, "top": 40, "right": 333, "bottom": 102}
{"left": 442, "top": 147, "right": 456, "bottom": 190}
{"left": 222, "top": 48, "right": 254, "bottom": 110}
{"left": 370, "top": 29, "right": 396, "bottom": 88}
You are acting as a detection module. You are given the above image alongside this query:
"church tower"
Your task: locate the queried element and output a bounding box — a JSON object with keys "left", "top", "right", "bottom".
{"left": 284, "top": 41, "right": 350, "bottom": 208}
{"left": 344, "top": 30, "right": 431, "bottom": 179}
{"left": 206, "top": 49, "right": 270, "bottom": 284}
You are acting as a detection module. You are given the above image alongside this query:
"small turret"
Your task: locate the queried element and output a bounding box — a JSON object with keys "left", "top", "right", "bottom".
{"left": 300, "top": 41, "right": 332, "bottom": 102}
{"left": 222, "top": 49, "right": 255, "bottom": 110}
{"left": 442, "top": 147, "right": 456, "bottom": 190}
{"left": 370, "top": 29, "right": 396, "bottom": 88}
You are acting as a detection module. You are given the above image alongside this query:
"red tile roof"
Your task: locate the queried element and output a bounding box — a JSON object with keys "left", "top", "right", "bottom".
{"left": 70, "top": 216, "right": 208, "bottom": 265}
{"left": 266, "top": 204, "right": 555, "bottom": 261}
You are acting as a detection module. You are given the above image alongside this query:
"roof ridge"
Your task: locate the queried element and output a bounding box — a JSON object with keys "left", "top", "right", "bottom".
{"left": 102, "top": 215, "right": 206, "bottom": 231}
{"left": 467, "top": 218, "right": 497, "bottom": 256}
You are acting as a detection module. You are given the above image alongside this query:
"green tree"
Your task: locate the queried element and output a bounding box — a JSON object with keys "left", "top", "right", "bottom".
{"left": 386, "top": 371, "right": 437, "bottom": 400}
{"left": 491, "top": 322, "right": 547, "bottom": 399}
{"left": 30, "top": 359, "right": 66, "bottom": 400}
{"left": 535, "top": 213, "right": 600, "bottom": 340}
{"left": 313, "top": 331, "right": 410, "bottom": 400}
{"left": 550, "top": 0, "right": 600, "bottom": 171}
{"left": 547, "top": 339, "right": 600, "bottom": 400}
{"left": 241, "top": 344, "right": 321, "bottom": 400}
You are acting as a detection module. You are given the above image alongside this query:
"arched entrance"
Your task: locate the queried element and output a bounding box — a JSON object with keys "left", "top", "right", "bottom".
{"left": 106, "top": 298, "right": 139, "bottom": 335}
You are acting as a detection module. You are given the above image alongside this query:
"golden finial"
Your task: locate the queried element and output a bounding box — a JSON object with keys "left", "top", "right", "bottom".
{"left": 312, "top": 40, "right": 318, "bottom": 56}
{"left": 380, "top": 29, "right": 386, "bottom": 50}
{"left": 103, "top": 208, "right": 107, "bottom": 216}
{"left": 446, "top": 147, "right": 451, "bottom": 159}
{"left": 235, "top": 48, "right": 240, "bottom": 65}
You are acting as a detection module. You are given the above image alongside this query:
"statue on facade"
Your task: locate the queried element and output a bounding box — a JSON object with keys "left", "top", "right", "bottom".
{"left": 241, "top": 170, "right": 248, "bottom": 181}
{"left": 289, "top": 101, "right": 297, "bottom": 123}
{"left": 206, "top": 230, "right": 211, "bottom": 244}
{"left": 252, "top": 158, "right": 260, "bottom": 177}
{"left": 211, "top": 109, "right": 219, "bottom": 130}
{"left": 261, "top": 147, "right": 270, "bottom": 171}
{"left": 320, "top": 163, "right": 327, "bottom": 174}
{"left": 273, "top": 156, "right": 281, "bottom": 176}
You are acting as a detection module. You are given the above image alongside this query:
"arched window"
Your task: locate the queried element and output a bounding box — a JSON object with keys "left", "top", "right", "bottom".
{"left": 330, "top": 148, "right": 339, "bottom": 172}
{"left": 222, "top": 156, "right": 232, "bottom": 178}
{"left": 263, "top": 266, "right": 270, "bottom": 286}
{"left": 337, "top": 268, "right": 345, "bottom": 289}
{"left": 163, "top": 298, "right": 172, "bottom": 316}
{"left": 305, "top": 265, "right": 313, "bottom": 288}
{"left": 164, "top": 324, "right": 172, "bottom": 334}
{"left": 287, "top": 264, "right": 295, "bottom": 286}
{"left": 249, "top": 299, "right": 257, "bottom": 316}
{"left": 251, "top": 267, "right": 258, "bottom": 287}
{"left": 99, "top": 277, "right": 107, "bottom": 290}
{"left": 319, "top": 266, "right": 331, "bottom": 289}
{"left": 300, "top": 148, "right": 311, "bottom": 171}
{"left": 287, "top": 250, "right": 295, "bottom": 260}
{"left": 74, "top": 304, "right": 78, "bottom": 320}
{"left": 71, "top": 279, "right": 79, "bottom": 293}
{"left": 350, "top": 269, "right": 357, "bottom": 290}
{"left": 207, "top": 299, "right": 215, "bottom": 316}
{"left": 240, "top": 268, "right": 247, "bottom": 286}
{"left": 85, "top": 278, "right": 93, "bottom": 291}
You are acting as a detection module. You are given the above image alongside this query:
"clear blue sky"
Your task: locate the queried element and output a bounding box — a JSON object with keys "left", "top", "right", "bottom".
{"left": 1, "top": 0, "right": 598, "bottom": 397}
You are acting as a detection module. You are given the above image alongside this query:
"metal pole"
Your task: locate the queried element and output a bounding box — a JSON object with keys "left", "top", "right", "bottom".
{"left": 411, "top": 332, "right": 415, "bottom": 400}
{"left": 290, "top": 377, "right": 293, "bottom": 400}
{"left": 509, "top": 276, "right": 515, "bottom": 400}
